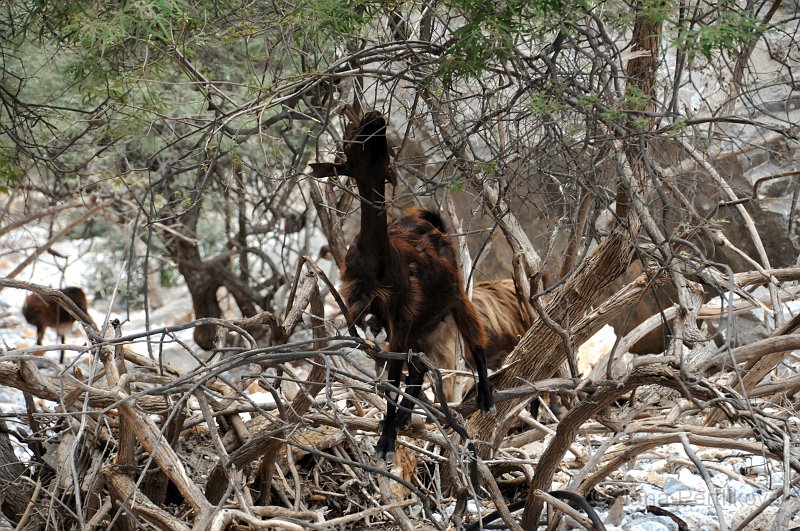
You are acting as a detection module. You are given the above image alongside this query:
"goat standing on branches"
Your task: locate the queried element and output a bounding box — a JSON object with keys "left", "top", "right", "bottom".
{"left": 310, "top": 111, "right": 495, "bottom": 461}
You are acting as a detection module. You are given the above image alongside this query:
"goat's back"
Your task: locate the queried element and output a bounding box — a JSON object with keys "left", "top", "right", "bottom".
{"left": 346, "top": 208, "right": 466, "bottom": 340}
{"left": 23, "top": 287, "right": 88, "bottom": 336}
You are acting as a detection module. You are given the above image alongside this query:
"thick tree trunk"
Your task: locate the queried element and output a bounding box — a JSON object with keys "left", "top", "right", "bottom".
{"left": 172, "top": 236, "right": 223, "bottom": 350}
{"left": 162, "top": 201, "right": 224, "bottom": 350}
{"left": 511, "top": 4, "right": 665, "bottom": 528}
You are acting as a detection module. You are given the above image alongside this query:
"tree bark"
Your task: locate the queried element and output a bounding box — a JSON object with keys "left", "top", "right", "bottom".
{"left": 163, "top": 204, "right": 223, "bottom": 350}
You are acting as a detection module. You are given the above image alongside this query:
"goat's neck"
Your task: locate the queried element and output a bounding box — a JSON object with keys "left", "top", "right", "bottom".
{"left": 355, "top": 178, "right": 391, "bottom": 264}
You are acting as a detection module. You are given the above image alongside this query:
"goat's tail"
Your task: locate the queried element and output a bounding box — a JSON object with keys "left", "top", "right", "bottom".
{"left": 418, "top": 209, "right": 447, "bottom": 233}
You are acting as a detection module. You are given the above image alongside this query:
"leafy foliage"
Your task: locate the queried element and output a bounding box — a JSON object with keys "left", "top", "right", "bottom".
{"left": 681, "top": 4, "right": 764, "bottom": 61}
{"left": 441, "top": 0, "right": 565, "bottom": 82}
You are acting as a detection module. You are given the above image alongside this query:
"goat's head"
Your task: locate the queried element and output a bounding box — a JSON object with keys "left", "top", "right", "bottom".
{"left": 309, "top": 111, "right": 397, "bottom": 187}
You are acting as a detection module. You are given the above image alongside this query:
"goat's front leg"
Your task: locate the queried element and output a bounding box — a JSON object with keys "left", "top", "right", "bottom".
{"left": 58, "top": 333, "right": 66, "bottom": 364}
{"left": 375, "top": 358, "right": 403, "bottom": 462}
{"left": 375, "top": 357, "right": 425, "bottom": 462}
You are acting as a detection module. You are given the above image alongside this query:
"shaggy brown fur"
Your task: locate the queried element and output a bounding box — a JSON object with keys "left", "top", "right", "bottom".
{"left": 310, "top": 112, "right": 494, "bottom": 461}
{"left": 430, "top": 278, "right": 573, "bottom": 418}
{"left": 473, "top": 279, "right": 534, "bottom": 370}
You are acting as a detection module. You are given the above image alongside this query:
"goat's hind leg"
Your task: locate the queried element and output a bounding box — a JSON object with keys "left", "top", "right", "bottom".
{"left": 452, "top": 301, "right": 496, "bottom": 414}
{"left": 470, "top": 345, "right": 496, "bottom": 414}
{"left": 375, "top": 359, "right": 403, "bottom": 462}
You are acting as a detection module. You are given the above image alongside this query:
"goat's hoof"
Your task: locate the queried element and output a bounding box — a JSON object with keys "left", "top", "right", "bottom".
{"left": 476, "top": 393, "right": 495, "bottom": 415}
{"left": 375, "top": 448, "right": 395, "bottom": 464}
{"left": 374, "top": 435, "right": 396, "bottom": 464}
{"left": 478, "top": 404, "right": 497, "bottom": 416}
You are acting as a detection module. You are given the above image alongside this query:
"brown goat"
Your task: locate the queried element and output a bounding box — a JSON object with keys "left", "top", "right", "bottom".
{"left": 22, "top": 286, "right": 88, "bottom": 362}
{"left": 437, "top": 278, "right": 573, "bottom": 418}
{"left": 310, "top": 112, "right": 494, "bottom": 461}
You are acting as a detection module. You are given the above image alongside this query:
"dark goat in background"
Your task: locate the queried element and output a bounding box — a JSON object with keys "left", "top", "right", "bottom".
{"left": 310, "top": 111, "right": 494, "bottom": 461}
{"left": 23, "top": 286, "right": 88, "bottom": 362}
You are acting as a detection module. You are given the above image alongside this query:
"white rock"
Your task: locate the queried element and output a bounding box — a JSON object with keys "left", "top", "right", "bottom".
{"left": 626, "top": 519, "right": 671, "bottom": 531}
{"left": 625, "top": 469, "right": 650, "bottom": 482}
{"left": 710, "top": 472, "right": 727, "bottom": 488}
{"left": 740, "top": 455, "right": 769, "bottom": 475}
{"left": 724, "top": 479, "right": 763, "bottom": 507}
{"left": 677, "top": 468, "right": 708, "bottom": 492}
{"left": 663, "top": 476, "right": 694, "bottom": 496}
{"left": 577, "top": 324, "right": 617, "bottom": 376}
{"left": 646, "top": 470, "right": 666, "bottom": 487}
{"left": 641, "top": 459, "right": 668, "bottom": 472}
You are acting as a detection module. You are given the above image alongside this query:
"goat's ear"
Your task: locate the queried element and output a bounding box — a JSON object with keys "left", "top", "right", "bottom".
{"left": 309, "top": 162, "right": 348, "bottom": 178}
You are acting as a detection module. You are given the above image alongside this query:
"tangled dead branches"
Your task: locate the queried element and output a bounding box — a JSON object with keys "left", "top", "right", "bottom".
{"left": 1, "top": 262, "right": 800, "bottom": 530}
